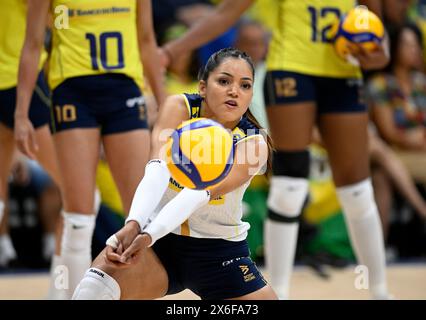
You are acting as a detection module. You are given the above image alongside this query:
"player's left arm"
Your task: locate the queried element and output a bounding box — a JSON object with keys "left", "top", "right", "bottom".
{"left": 137, "top": 0, "right": 166, "bottom": 106}
{"left": 352, "top": 0, "right": 390, "bottom": 70}
{"left": 208, "top": 135, "right": 268, "bottom": 200}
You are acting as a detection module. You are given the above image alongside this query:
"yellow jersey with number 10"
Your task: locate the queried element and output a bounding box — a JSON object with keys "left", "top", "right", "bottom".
{"left": 49, "top": 0, "right": 143, "bottom": 90}
{"left": 0, "top": 0, "right": 47, "bottom": 90}
{"left": 266, "top": 0, "right": 361, "bottom": 79}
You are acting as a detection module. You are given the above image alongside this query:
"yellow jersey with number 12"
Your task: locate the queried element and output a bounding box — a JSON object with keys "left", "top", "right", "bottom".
{"left": 266, "top": 0, "right": 361, "bottom": 79}
{"left": 49, "top": 0, "right": 143, "bottom": 90}
{"left": 0, "top": 0, "right": 47, "bottom": 90}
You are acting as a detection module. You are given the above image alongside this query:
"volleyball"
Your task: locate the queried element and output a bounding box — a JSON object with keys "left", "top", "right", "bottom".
{"left": 165, "top": 118, "right": 234, "bottom": 190}
{"left": 332, "top": 6, "right": 385, "bottom": 64}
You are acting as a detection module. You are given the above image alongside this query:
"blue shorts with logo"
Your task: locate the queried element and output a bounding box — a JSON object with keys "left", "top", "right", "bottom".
{"left": 152, "top": 233, "right": 267, "bottom": 300}
{"left": 51, "top": 74, "right": 148, "bottom": 135}
{"left": 0, "top": 72, "right": 51, "bottom": 129}
{"left": 263, "top": 70, "right": 366, "bottom": 113}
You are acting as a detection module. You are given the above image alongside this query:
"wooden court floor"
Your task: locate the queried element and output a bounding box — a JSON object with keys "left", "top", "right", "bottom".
{"left": 1, "top": 264, "right": 425, "bottom": 300}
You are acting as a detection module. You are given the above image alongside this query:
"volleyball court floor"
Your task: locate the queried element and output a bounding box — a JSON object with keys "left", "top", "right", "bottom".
{"left": 1, "top": 263, "right": 425, "bottom": 300}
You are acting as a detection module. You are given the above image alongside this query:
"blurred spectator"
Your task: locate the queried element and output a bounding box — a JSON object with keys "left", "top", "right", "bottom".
{"left": 0, "top": 155, "right": 61, "bottom": 268}
{"left": 369, "top": 129, "right": 426, "bottom": 239}
{"left": 367, "top": 24, "right": 426, "bottom": 185}
{"left": 366, "top": 23, "right": 426, "bottom": 244}
{"left": 152, "top": 0, "right": 211, "bottom": 42}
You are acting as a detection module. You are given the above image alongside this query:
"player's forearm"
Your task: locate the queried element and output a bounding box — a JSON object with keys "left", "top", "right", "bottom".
{"left": 15, "top": 44, "right": 43, "bottom": 118}
{"left": 164, "top": 0, "right": 253, "bottom": 57}
{"left": 126, "top": 159, "right": 171, "bottom": 231}
{"left": 143, "top": 188, "right": 210, "bottom": 246}
{"left": 140, "top": 42, "right": 166, "bottom": 107}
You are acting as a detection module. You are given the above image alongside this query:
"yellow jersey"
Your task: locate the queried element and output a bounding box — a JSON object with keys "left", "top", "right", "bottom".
{"left": 266, "top": 0, "right": 362, "bottom": 78}
{"left": 49, "top": 0, "right": 143, "bottom": 90}
{"left": 0, "top": 0, "right": 47, "bottom": 90}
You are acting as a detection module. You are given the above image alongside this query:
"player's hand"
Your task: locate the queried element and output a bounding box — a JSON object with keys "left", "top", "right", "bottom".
{"left": 348, "top": 42, "right": 389, "bottom": 70}
{"left": 158, "top": 47, "right": 171, "bottom": 69}
{"left": 105, "top": 221, "right": 141, "bottom": 266}
{"left": 14, "top": 116, "right": 38, "bottom": 159}
{"left": 119, "top": 233, "right": 152, "bottom": 265}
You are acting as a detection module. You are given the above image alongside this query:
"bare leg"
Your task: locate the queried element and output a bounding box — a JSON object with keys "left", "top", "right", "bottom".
{"left": 369, "top": 132, "right": 426, "bottom": 219}
{"left": 53, "top": 128, "right": 101, "bottom": 298}
{"left": 0, "top": 124, "right": 17, "bottom": 265}
{"left": 264, "top": 102, "right": 316, "bottom": 299}
{"left": 102, "top": 129, "right": 151, "bottom": 214}
{"left": 91, "top": 247, "right": 168, "bottom": 299}
{"left": 319, "top": 113, "right": 388, "bottom": 299}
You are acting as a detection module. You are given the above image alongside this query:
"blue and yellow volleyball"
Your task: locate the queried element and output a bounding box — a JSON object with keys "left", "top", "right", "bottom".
{"left": 332, "top": 7, "right": 385, "bottom": 63}
{"left": 165, "top": 118, "right": 234, "bottom": 190}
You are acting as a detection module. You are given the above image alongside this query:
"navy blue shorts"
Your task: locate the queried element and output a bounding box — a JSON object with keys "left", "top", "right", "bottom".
{"left": 51, "top": 74, "right": 148, "bottom": 135}
{"left": 152, "top": 233, "right": 267, "bottom": 300}
{"left": 263, "top": 70, "right": 366, "bottom": 114}
{"left": 0, "top": 72, "right": 51, "bottom": 129}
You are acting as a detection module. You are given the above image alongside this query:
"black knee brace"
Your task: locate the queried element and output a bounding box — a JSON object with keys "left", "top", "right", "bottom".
{"left": 272, "top": 150, "right": 310, "bottom": 178}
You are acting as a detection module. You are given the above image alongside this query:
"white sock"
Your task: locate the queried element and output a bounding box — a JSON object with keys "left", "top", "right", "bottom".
{"left": 42, "top": 233, "right": 56, "bottom": 261}
{"left": 46, "top": 255, "right": 67, "bottom": 300}
{"left": 0, "top": 234, "right": 17, "bottom": 266}
{"left": 264, "top": 176, "right": 309, "bottom": 299}
{"left": 336, "top": 178, "right": 389, "bottom": 299}
{"left": 72, "top": 268, "right": 120, "bottom": 300}
{"left": 0, "top": 201, "right": 4, "bottom": 225}
{"left": 61, "top": 211, "right": 96, "bottom": 299}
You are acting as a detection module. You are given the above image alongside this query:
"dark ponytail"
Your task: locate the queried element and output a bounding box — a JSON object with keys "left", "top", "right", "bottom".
{"left": 244, "top": 109, "right": 274, "bottom": 176}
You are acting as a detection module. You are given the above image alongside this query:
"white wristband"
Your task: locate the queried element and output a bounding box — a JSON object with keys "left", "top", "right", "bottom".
{"left": 144, "top": 188, "right": 211, "bottom": 246}
{"left": 125, "top": 159, "right": 171, "bottom": 232}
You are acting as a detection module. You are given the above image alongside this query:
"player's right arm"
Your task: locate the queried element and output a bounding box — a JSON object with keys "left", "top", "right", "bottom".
{"left": 162, "top": 0, "right": 253, "bottom": 66}
{"left": 106, "top": 95, "right": 190, "bottom": 264}
{"left": 14, "top": 0, "right": 50, "bottom": 159}
{"left": 150, "top": 94, "right": 191, "bottom": 159}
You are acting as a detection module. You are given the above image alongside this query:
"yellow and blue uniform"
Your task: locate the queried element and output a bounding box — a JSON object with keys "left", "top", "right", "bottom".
{"left": 264, "top": 0, "right": 365, "bottom": 113}
{"left": 0, "top": 0, "right": 50, "bottom": 129}
{"left": 50, "top": 0, "right": 147, "bottom": 134}
{"left": 152, "top": 93, "right": 267, "bottom": 300}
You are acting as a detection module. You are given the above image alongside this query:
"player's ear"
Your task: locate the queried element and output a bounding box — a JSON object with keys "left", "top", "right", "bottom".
{"left": 199, "top": 80, "right": 206, "bottom": 99}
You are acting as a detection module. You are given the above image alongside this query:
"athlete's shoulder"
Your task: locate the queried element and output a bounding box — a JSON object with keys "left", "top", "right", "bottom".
{"left": 182, "top": 93, "right": 202, "bottom": 119}
{"left": 232, "top": 115, "right": 261, "bottom": 145}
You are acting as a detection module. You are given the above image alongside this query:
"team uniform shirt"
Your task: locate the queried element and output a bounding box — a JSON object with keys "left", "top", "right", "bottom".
{"left": 49, "top": 0, "right": 143, "bottom": 90}
{"left": 155, "top": 93, "right": 264, "bottom": 241}
{"left": 0, "top": 0, "right": 47, "bottom": 89}
{"left": 266, "top": 0, "right": 362, "bottom": 79}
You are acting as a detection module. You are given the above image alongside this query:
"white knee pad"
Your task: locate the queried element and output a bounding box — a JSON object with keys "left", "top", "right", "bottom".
{"left": 94, "top": 189, "right": 101, "bottom": 217}
{"left": 0, "top": 200, "right": 4, "bottom": 224}
{"left": 72, "top": 268, "right": 120, "bottom": 300}
{"left": 267, "top": 176, "right": 309, "bottom": 217}
{"left": 61, "top": 212, "right": 96, "bottom": 253}
{"left": 336, "top": 178, "right": 376, "bottom": 220}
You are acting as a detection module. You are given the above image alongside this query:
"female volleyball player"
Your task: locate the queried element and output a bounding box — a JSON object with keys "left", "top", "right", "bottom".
{"left": 15, "top": 0, "right": 165, "bottom": 299}
{"left": 72, "top": 48, "right": 277, "bottom": 300}
{"left": 0, "top": 0, "right": 64, "bottom": 298}
{"left": 161, "top": 0, "right": 391, "bottom": 299}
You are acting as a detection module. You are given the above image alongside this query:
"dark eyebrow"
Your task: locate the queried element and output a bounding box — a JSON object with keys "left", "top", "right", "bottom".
{"left": 220, "top": 72, "right": 253, "bottom": 82}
